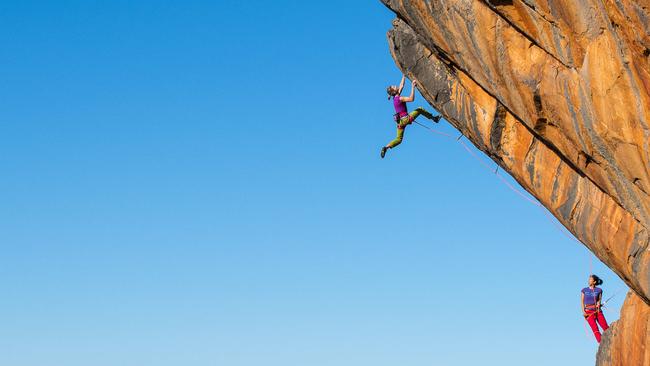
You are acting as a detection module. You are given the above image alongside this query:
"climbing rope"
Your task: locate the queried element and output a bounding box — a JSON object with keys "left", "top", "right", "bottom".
{"left": 601, "top": 287, "right": 625, "bottom": 308}
{"left": 413, "top": 118, "right": 596, "bottom": 273}
{"left": 412, "top": 120, "right": 455, "bottom": 138}
{"left": 412, "top": 117, "right": 633, "bottom": 340}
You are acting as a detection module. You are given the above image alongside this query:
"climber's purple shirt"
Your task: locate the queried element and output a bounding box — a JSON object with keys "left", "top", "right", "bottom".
{"left": 582, "top": 287, "right": 602, "bottom": 305}
{"left": 393, "top": 94, "right": 408, "bottom": 116}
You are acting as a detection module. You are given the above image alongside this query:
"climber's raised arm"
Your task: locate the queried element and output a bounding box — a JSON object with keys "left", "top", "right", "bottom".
{"left": 397, "top": 75, "right": 406, "bottom": 94}
{"left": 400, "top": 79, "right": 417, "bottom": 102}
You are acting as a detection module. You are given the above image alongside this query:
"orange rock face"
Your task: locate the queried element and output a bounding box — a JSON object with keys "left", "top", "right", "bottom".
{"left": 597, "top": 291, "right": 650, "bottom": 366}
{"left": 381, "top": 0, "right": 650, "bottom": 363}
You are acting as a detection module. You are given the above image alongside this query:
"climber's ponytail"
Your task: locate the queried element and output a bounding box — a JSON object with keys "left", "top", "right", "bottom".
{"left": 387, "top": 86, "right": 398, "bottom": 99}
{"left": 590, "top": 274, "right": 604, "bottom": 286}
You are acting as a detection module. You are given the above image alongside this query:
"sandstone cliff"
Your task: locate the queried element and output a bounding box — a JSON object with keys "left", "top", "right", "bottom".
{"left": 598, "top": 291, "right": 650, "bottom": 365}
{"left": 381, "top": 1, "right": 650, "bottom": 364}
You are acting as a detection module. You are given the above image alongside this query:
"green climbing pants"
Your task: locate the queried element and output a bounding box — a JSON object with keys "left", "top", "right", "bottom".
{"left": 386, "top": 107, "right": 429, "bottom": 148}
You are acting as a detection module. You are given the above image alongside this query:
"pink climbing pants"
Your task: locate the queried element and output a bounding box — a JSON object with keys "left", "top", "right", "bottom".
{"left": 585, "top": 309, "right": 609, "bottom": 343}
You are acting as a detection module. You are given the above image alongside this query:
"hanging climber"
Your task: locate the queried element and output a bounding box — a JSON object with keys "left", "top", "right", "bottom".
{"left": 581, "top": 274, "right": 609, "bottom": 343}
{"left": 381, "top": 75, "right": 442, "bottom": 158}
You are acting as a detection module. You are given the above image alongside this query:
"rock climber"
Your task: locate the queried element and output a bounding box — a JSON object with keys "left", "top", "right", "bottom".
{"left": 582, "top": 274, "right": 609, "bottom": 343}
{"left": 381, "top": 75, "right": 442, "bottom": 158}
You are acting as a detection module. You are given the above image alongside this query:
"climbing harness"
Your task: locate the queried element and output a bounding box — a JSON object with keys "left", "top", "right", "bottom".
{"left": 583, "top": 287, "right": 600, "bottom": 320}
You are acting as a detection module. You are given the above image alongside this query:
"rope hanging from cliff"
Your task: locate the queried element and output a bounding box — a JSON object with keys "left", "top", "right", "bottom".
{"left": 413, "top": 119, "right": 595, "bottom": 274}
{"left": 412, "top": 120, "right": 455, "bottom": 138}
{"left": 410, "top": 119, "right": 632, "bottom": 343}
{"left": 602, "top": 288, "right": 625, "bottom": 308}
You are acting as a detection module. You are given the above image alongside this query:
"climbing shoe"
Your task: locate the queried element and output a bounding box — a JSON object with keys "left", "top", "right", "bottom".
{"left": 381, "top": 146, "right": 387, "bottom": 158}
{"left": 432, "top": 115, "right": 441, "bottom": 123}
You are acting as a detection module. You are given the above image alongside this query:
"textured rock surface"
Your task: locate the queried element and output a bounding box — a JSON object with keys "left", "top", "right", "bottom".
{"left": 597, "top": 291, "right": 650, "bottom": 366}
{"left": 381, "top": 0, "right": 650, "bottom": 363}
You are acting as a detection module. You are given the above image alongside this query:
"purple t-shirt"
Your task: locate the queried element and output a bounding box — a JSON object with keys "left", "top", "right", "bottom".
{"left": 582, "top": 287, "right": 602, "bottom": 305}
{"left": 393, "top": 94, "right": 408, "bottom": 117}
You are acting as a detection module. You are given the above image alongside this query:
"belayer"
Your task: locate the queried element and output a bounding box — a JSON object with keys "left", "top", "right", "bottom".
{"left": 581, "top": 274, "right": 609, "bottom": 343}
{"left": 381, "top": 75, "right": 441, "bottom": 158}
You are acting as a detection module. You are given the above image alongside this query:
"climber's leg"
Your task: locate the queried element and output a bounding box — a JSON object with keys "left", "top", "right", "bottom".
{"left": 596, "top": 311, "right": 609, "bottom": 332}
{"left": 585, "top": 311, "right": 602, "bottom": 343}
{"left": 386, "top": 127, "right": 405, "bottom": 148}
{"left": 411, "top": 107, "right": 441, "bottom": 123}
{"left": 408, "top": 109, "right": 423, "bottom": 121}
{"left": 382, "top": 118, "right": 410, "bottom": 158}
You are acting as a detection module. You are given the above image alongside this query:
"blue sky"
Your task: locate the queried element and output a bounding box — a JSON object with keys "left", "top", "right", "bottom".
{"left": 0, "top": 1, "right": 626, "bottom": 365}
